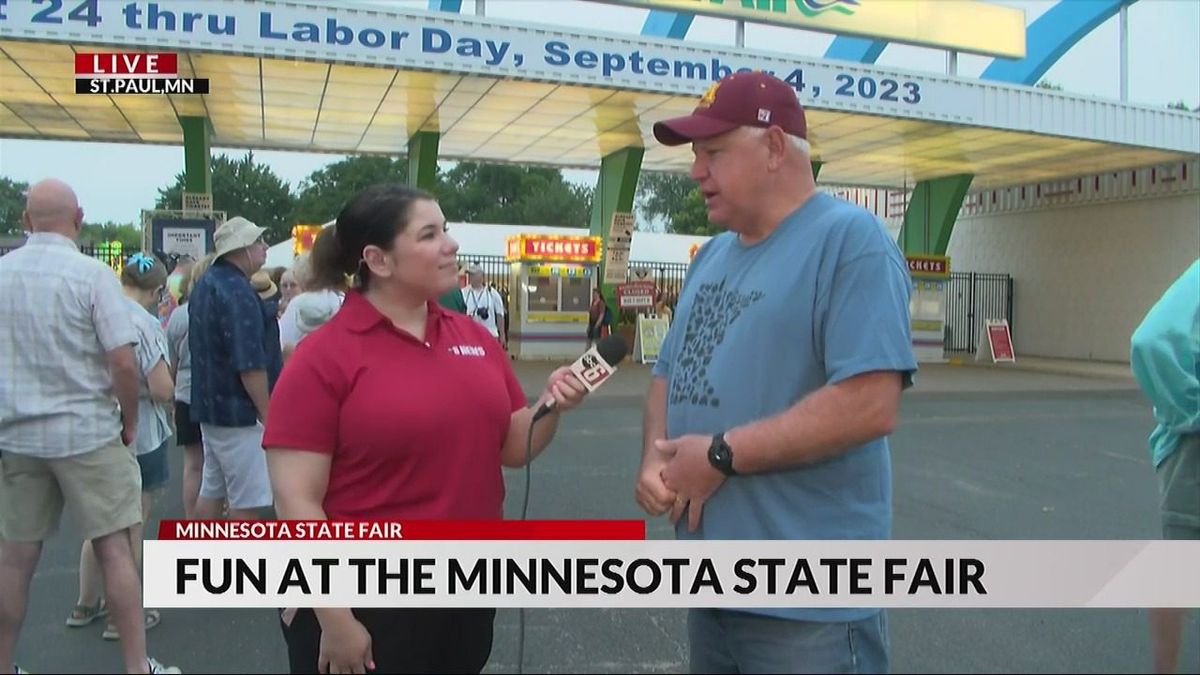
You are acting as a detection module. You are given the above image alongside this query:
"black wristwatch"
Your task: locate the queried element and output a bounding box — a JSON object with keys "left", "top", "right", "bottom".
{"left": 707, "top": 433, "right": 737, "bottom": 476}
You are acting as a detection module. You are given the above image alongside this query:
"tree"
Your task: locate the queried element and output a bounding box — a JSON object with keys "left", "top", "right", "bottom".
{"left": 1035, "top": 80, "right": 1064, "bottom": 91}
{"left": 509, "top": 172, "right": 592, "bottom": 227}
{"left": 156, "top": 152, "right": 295, "bottom": 244}
{"left": 0, "top": 177, "right": 29, "bottom": 237}
{"left": 435, "top": 162, "right": 591, "bottom": 227}
{"left": 80, "top": 222, "right": 143, "bottom": 250}
{"left": 636, "top": 172, "right": 694, "bottom": 230}
{"left": 291, "top": 155, "right": 408, "bottom": 225}
{"left": 634, "top": 171, "right": 720, "bottom": 236}
{"left": 1166, "top": 100, "right": 1194, "bottom": 111}
{"left": 669, "top": 189, "right": 721, "bottom": 236}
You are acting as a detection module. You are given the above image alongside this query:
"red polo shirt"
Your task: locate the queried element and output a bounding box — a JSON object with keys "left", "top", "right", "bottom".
{"left": 262, "top": 291, "right": 526, "bottom": 520}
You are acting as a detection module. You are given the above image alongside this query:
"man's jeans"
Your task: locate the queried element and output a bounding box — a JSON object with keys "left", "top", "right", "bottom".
{"left": 688, "top": 608, "right": 889, "bottom": 674}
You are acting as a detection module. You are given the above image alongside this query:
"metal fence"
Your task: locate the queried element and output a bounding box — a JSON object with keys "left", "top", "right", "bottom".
{"left": 630, "top": 261, "right": 689, "bottom": 301}
{"left": 456, "top": 254, "right": 510, "bottom": 291}
{"left": 944, "top": 272, "right": 1014, "bottom": 352}
{"left": 454, "top": 255, "right": 690, "bottom": 300}
{"left": 0, "top": 243, "right": 180, "bottom": 272}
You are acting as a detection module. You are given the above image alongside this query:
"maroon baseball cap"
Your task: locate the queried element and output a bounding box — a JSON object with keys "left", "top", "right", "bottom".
{"left": 653, "top": 71, "right": 807, "bottom": 146}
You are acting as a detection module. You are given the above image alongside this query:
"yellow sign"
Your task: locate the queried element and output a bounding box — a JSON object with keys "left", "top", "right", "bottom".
{"left": 527, "top": 264, "right": 591, "bottom": 278}
{"left": 528, "top": 312, "right": 590, "bottom": 324}
{"left": 906, "top": 254, "right": 951, "bottom": 279}
{"left": 505, "top": 234, "right": 604, "bottom": 264}
{"left": 635, "top": 315, "right": 671, "bottom": 364}
{"left": 596, "top": 0, "right": 1026, "bottom": 59}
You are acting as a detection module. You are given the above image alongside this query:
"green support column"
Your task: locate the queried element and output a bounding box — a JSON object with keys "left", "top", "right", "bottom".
{"left": 178, "top": 116, "right": 211, "bottom": 196}
{"left": 811, "top": 160, "right": 822, "bottom": 182}
{"left": 590, "top": 147, "right": 645, "bottom": 332}
{"left": 899, "top": 174, "right": 973, "bottom": 255}
{"left": 407, "top": 131, "right": 441, "bottom": 191}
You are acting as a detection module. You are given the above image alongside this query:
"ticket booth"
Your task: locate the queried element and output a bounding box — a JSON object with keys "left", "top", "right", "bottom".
{"left": 505, "top": 234, "right": 603, "bottom": 360}
{"left": 907, "top": 254, "right": 950, "bottom": 363}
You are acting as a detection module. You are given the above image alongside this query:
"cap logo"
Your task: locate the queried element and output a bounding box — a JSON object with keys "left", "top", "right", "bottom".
{"left": 757, "top": 108, "right": 772, "bottom": 123}
{"left": 697, "top": 82, "right": 721, "bottom": 109}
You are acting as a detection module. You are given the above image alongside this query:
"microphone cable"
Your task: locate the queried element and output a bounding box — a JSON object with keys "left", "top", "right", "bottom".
{"left": 513, "top": 337, "right": 627, "bottom": 674}
{"left": 516, "top": 406, "right": 542, "bottom": 675}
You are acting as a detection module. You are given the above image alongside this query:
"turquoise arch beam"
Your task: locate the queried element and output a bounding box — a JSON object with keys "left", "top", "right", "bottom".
{"left": 642, "top": 10, "right": 693, "bottom": 39}
{"left": 427, "top": 0, "right": 463, "bottom": 12}
{"left": 982, "top": 0, "right": 1135, "bottom": 85}
{"left": 824, "top": 36, "right": 887, "bottom": 63}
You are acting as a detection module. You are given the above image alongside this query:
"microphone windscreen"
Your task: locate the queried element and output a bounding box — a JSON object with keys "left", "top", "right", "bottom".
{"left": 596, "top": 335, "right": 629, "bottom": 366}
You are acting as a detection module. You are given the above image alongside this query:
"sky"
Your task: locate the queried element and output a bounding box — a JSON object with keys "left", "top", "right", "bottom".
{"left": 0, "top": 0, "right": 1197, "bottom": 225}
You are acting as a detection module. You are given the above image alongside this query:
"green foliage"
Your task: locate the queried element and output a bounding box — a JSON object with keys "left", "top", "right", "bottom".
{"left": 434, "top": 162, "right": 592, "bottom": 227}
{"left": 670, "top": 189, "right": 721, "bottom": 236}
{"left": 635, "top": 171, "right": 720, "bottom": 236}
{"left": 291, "top": 155, "right": 408, "bottom": 225}
{"left": 80, "top": 222, "right": 142, "bottom": 250}
{"left": 156, "top": 152, "right": 295, "bottom": 244}
{"left": 0, "top": 176, "right": 29, "bottom": 237}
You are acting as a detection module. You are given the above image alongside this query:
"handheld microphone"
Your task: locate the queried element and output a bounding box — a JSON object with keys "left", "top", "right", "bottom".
{"left": 531, "top": 335, "right": 628, "bottom": 423}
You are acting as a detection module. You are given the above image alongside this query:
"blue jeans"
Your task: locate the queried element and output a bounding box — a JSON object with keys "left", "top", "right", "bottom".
{"left": 688, "top": 609, "right": 889, "bottom": 674}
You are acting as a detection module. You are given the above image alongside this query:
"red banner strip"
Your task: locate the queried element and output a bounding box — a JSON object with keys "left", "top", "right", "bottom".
{"left": 158, "top": 520, "right": 645, "bottom": 541}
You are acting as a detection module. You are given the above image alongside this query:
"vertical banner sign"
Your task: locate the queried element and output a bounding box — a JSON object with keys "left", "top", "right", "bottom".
{"left": 604, "top": 212, "right": 634, "bottom": 286}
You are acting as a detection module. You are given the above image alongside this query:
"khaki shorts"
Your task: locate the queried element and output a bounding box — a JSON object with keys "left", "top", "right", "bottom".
{"left": 0, "top": 438, "right": 143, "bottom": 542}
{"left": 1158, "top": 432, "right": 1200, "bottom": 540}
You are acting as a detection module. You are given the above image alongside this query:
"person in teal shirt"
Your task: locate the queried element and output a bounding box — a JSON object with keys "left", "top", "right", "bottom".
{"left": 1130, "top": 258, "right": 1198, "bottom": 675}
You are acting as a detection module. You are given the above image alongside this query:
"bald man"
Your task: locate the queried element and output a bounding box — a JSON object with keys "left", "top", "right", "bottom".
{"left": 0, "top": 180, "right": 179, "bottom": 674}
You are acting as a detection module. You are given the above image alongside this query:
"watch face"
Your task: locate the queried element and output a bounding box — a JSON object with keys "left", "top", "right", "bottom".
{"left": 709, "top": 435, "right": 734, "bottom": 475}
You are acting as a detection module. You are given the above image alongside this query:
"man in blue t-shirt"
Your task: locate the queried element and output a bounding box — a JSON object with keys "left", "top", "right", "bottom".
{"left": 638, "top": 71, "right": 917, "bottom": 674}
{"left": 1130, "top": 259, "right": 1199, "bottom": 675}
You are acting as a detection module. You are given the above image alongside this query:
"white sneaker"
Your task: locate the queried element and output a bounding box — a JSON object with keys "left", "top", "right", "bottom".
{"left": 147, "top": 657, "right": 181, "bottom": 674}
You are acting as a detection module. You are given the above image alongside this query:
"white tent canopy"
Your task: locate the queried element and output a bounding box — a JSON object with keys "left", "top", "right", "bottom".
{"left": 265, "top": 222, "right": 709, "bottom": 269}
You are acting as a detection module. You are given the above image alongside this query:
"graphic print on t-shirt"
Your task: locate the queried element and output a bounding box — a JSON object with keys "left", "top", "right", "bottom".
{"left": 671, "top": 277, "right": 763, "bottom": 408}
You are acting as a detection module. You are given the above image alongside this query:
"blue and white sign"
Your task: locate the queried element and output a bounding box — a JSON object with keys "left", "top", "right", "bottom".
{"left": 0, "top": 0, "right": 977, "bottom": 120}
{"left": 2, "top": 0, "right": 1195, "bottom": 152}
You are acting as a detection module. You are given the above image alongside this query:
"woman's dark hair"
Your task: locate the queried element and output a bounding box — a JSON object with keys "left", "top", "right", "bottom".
{"left": 313, "top": 184, "right": 434, "bottom": 291}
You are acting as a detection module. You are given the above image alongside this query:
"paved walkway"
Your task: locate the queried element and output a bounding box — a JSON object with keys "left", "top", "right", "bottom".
{"left": 511, "top": 356, "right": 1140, "bottom": 402}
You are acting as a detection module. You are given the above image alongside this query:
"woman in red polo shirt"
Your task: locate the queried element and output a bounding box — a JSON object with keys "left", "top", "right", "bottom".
{"left": 263, "top": 184, "right": 587, "bottom": 674}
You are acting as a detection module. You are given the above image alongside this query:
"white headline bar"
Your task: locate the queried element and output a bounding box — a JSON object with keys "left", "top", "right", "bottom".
{"left": 143, "top": 540, "right": 1200, "bottom": 609}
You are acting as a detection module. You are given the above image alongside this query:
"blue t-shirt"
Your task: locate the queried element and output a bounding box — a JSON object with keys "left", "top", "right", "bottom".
{"left": 1130, "top": 259, "right": 1200, "bottom": 468}
{"left": 188, "top": 259, "right": 283, "bottom": 427}
{"left": 652, "top": 192, "right": 917, "bottom": 622}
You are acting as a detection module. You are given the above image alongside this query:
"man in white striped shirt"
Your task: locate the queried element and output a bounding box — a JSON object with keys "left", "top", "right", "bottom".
{"left": 0, "top": 179, "right": 179, "bottom": 674}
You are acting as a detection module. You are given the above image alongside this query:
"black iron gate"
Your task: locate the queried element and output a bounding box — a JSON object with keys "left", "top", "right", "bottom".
{"left": 944, "top": 272, "right": 1013, "bottom": 352}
